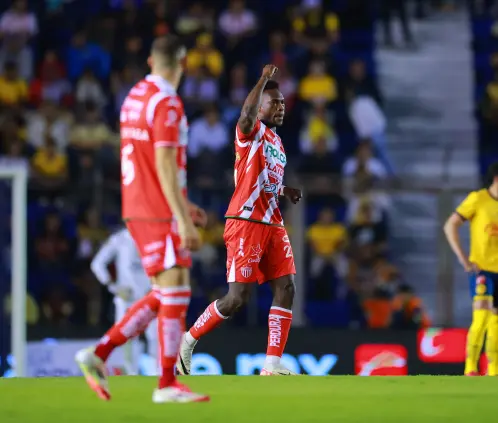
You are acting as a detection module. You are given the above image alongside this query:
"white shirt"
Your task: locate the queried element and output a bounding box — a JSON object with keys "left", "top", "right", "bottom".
{"left": 90, "top": 229, "right": 149, "bottom": 301}
{"left": 349, "top": 96, "right": 386, "bottom": 138}
{"left": 27, "top": 114, "right": 69, "bottom": 152}
{"left": 188, "top": 117, "right": 228, "bottom": 157}
{"left": 342, "top": 157, "right": 387, "bottom": 179}
{"left": 218, "top": 10, "right": 257, "bottom": 36}
{"left": 0, "top": 11, "right": 37, "bottom": 36}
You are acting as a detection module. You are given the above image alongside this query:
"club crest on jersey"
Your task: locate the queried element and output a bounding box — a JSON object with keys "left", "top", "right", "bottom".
{"left": 264, "top": 183, "right": 279, "bottom": 201}
{"left": 241, "top": 266, "right": 253, "bottom": 278}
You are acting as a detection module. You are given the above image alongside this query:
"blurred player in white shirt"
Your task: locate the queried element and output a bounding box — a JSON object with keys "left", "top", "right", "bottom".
{"left": 90, "top": 228, "right": 156, "bottom": 375}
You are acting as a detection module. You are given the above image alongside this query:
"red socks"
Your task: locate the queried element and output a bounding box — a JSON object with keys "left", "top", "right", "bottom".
{"left": 95, "top": 290, "right": 160, "bottom": 362}
{"left": 188, "top": 301, "right": 228, "bottom": 342}
{"left": 266, "top": 306, "right": 292, "bottom": 359}
{"left": 157, "top": 287, "right": 191, "bottom": 389}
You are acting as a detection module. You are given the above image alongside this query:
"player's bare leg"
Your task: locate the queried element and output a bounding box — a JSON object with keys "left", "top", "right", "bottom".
{"left": 178, "top": 283, "right": 250, "bottom": 375}
{"left": 260, "top": 274, "right": 297, "bottom": 375}
{"left": 152, "top": 267, "right": 209, "bottom": 403}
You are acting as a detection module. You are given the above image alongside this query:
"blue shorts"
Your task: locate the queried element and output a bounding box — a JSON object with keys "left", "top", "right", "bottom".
{"left": 469, "top": 271, "right": 497, "bottom": 300}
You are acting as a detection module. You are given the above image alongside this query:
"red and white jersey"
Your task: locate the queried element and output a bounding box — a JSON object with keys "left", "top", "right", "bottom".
{"left": 120, "top": 74, "right": 188, "bottom": 221}
{"left": 226, "top": 119, "right": 287, "bottom": 226}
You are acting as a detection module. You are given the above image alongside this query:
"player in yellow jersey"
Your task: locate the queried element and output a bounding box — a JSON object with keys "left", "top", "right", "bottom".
{"left": 444, "top": 162, "right": 498, "bottom": 376}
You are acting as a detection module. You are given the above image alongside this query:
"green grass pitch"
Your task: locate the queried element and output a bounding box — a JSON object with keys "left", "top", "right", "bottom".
{"left": 1, "top": 376, "right": 497, "bottom": 422}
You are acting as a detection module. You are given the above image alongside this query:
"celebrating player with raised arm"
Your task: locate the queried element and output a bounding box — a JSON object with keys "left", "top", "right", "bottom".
{"left": 75, "top": 35, "right": 209, "bottom": 403}
{"left": 444, "top": 162, "right": 498, "bottom": 376}
{"left": 177, "top": 65, "right": 302, "bottom": 376}
{"left": 90, "top": 227, "right": 156, "bottom": 375}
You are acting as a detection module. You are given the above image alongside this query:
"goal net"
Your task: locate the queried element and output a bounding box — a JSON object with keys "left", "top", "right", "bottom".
{"left": 0, "top": 160, "right": 28, "bottom": 377}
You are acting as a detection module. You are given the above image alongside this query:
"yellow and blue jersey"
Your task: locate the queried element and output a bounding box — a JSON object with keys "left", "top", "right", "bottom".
{"left": 456, "top": 189, "right": 498, "bottom": 299}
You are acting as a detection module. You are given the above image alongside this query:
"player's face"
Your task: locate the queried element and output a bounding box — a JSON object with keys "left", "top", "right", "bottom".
{"left": 260, "top": 89, "right": 285, "bottom": 127}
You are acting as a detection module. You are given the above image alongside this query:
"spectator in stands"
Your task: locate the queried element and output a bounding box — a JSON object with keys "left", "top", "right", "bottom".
{"left": 362, "top": 286, "right": 393, "bottom": 328}
{"left": 111, "top": 67, "right": 139, "bottom": 116}
{"left": 0, "top": 61, "right": 28, "bottom": 107}
{"left": 176, "top": 2, "right": 215, "bottom": 46}
{"left": 373, "top": 258, "right": 401, "bottom": 295}
{"left": 186, "top": 33, "right": 224, "bottom": 79}
{"left": 66, "top": 30, "right": 111, "bottom": 81}
{"left": 0, "top": 0, "right": 38, "bottom": 42}
{"left": 76, "top": 207, "right": 108, "bottom": 268}
{"left": 298, "top": 59, "right": 337, "bottom": 104}
{"left": 75, "top": 69, "right": 107, "bottom": 111}
{"left": 260, "top": 31, "right": 291, "bottom": 71}
{"left": 342, "top": 141, "right": 387, "bottom": 180}
{"left": 349, "top": 200, "right": 388, "bottom": 263}
{"left": 307, "top": 207, "right": 348, "bottom": 299}
{"left": 299, "top": 101, "right": 337, "bottom": 153}
{"left": 188, "top": 105, "right": 229, "bottom": 186}
{"left": 31, "top": 135, "right": 68, "bottom": 201}
{"left": 379, "top": 0, "right": 414, "bottom": 47}
{"left": 3, "top": 291, "right": 39, "bottom": 326}
{"left": 0, "top": 36, "right": 33, "bottom": 81}
{"left": 298, "top": 136, "right": 341, "bottom": 191}
{"left": 69, "top": 103, "right": 112, "bottom": 154}
{"left": 3, "top": 138, "right": 25, "bottom": 159}
{"left": 34, "top": 211, "right": 71, "bottom": 270}
{"left": 40, "top": 284, "right": 74, "bottom": 326}
{"left": 276, "top": 64, "right": 298, "bottom": 113}
{"left": 223, "top": 63, "right": 248, "bottom": 124}
{"left": 343, "top": 59, "right": 382, "bottom": 106}
{"left": 291, "top": 0, "right": 339, "bottom": 58}
{"left": 479, "top": 69, "right": 498, "bottom": 151}
{"left": 149, "top": 0, "right": 173, "bottom": 38}
{"left": 347, "top": 91, "right": 393, "bottom": 173}
{"left": 0, "top": 112, "right": 26, "bottom": 155}
{"left": 29, "top": 51, "right": 72, "bottom": 108}
{"left": 27, "top": 101, "right": 70, "bottom": 152}
{"left": 182, "top": 65, "right": 220, "bottom": 114}
{"left": 218, "top": 0, "right": 258, "bottom": 65}
{"left": 392, "top": 284, "right": 431, "bottom": 329}
{"left": 114, "top": 35, "right": 148, "bottom": 75}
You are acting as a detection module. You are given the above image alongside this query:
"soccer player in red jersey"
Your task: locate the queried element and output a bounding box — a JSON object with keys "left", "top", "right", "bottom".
{"left": 75, "top": 35, "right": 210, "bottom": 403}
{"left": 177, "top": 65, "right": 302, "bottom": 376}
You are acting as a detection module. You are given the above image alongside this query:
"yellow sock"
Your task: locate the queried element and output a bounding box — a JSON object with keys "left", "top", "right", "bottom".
{"left": 486, "top": 314, "right": 498, "bottom": 376}
{"left": 465, "top": 309, "right": 490, "bottom": 374}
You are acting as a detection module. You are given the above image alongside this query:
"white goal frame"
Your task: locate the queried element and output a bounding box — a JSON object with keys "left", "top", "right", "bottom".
{"left": 0, "top": 162, "right": 28, "bottom": 377}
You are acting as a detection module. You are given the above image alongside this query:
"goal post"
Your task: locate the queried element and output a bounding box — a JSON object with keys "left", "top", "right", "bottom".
{"left": 0, "top": 161, "right": 28, "bottom": 377}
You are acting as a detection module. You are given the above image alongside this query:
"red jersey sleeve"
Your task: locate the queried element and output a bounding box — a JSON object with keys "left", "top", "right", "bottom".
{"left": 235, "top": 119, "right": 262, "bottom": 146}
{"left": 152, "top": 98, "right": 183, "bottom": 149}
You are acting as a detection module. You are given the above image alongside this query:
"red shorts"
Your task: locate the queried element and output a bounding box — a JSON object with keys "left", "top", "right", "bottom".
{"left": 224, "top": 219, "right": 296, "bottom": 284}
{"left": 126, "top": 220, "right": 191, "bottom": 277}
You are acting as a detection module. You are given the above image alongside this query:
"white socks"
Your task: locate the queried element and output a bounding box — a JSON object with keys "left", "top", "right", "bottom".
{"left": 264, "top": 355, "right": 280, "bottom": 369}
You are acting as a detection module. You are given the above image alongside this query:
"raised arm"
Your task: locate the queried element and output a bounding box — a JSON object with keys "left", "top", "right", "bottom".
{"left": 238, "top": 64, "right": 278, "bottom": 135}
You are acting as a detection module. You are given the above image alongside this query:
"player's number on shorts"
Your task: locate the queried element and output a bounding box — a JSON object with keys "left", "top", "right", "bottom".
{"left": 282, "top": 235, "right": 293, "bottom": 258}
{"left": 122, "top": 144, "right": 135, "bottom": 186}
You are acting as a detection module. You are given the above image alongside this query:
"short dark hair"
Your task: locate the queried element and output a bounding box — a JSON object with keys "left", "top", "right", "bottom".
{"left": 151, "top": 34, "right": 186, "bottom": 68}
{"left": 263, "top": 80, "right": 279, "bottom": 91}
{"left": 487, "top": 162, "right": 498, "bottom": 182}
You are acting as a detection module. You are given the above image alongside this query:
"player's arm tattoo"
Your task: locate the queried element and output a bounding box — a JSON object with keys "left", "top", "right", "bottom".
{"left": 238, "top": 76, "right": 269, "bottom": 135}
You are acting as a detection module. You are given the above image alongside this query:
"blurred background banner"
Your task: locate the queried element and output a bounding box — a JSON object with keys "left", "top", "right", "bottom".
{"left": 0, "top": 0, "right": 494, "bottom": 376}
{"left": 1, "top": 328, "right": 481, "bottom": 377}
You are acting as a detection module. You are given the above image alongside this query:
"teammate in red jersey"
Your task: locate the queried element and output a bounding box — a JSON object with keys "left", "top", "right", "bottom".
{"left": 75, "top": 35, "right": 209, "bottom": 403}
{"left": 177, "top": 65, "right": 302, "bottom": 376}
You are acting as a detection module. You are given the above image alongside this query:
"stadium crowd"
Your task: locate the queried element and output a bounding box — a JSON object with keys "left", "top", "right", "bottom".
{"left": 0, "top": 0, "right": 430, "bottom": 333}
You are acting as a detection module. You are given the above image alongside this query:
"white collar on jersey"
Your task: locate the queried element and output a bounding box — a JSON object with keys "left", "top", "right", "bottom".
{"left": 145, "top": 74, "right": 177, "bottom": 95}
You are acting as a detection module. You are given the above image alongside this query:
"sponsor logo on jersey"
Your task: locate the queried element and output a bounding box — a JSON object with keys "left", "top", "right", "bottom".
{"left": 264, "top": 143, "right": 287, "bottom": 165}
{"left": 120, "top": 127, "right": 150, "bottom": 141}
{"left": 417, "top": 328, "right": 467, "bottom": 363}
{"left": 354, "top": 344, "right": 408, "bottom": 376}
{"left": 248, "top": 244, "right": 262, "bottom": 263}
